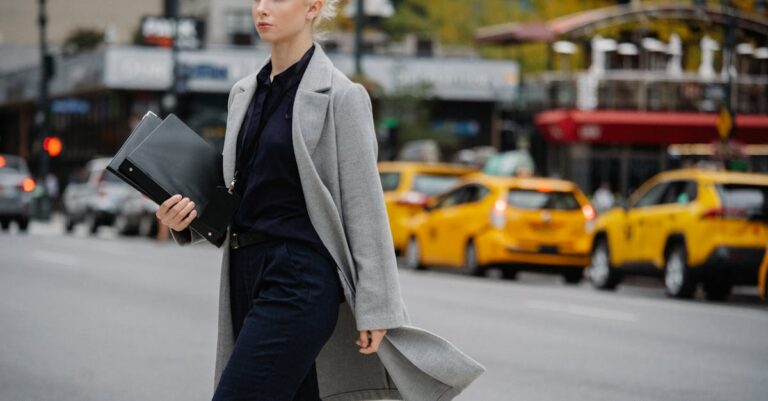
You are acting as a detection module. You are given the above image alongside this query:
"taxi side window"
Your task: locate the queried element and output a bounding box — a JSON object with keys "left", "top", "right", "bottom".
{"left": 434, "top": 186, "right": 469, "bottom": 209}
{"left": 632, "top": 183, "right": 668, "bottom": 208}
{"left": 466, "top": 185, "right": 490, "bottom": 203}
{"left": 660, "top": 181, "right": 698, "bottom": 205}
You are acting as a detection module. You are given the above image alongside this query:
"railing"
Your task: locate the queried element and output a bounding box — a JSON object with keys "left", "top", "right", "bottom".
{"left": 522, "top": 70, "right": 768, "bottom": 114}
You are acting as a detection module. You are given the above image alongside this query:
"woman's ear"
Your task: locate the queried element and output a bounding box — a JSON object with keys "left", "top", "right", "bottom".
{"left": 307, "top": 0, "right": 323, "bottom": 21}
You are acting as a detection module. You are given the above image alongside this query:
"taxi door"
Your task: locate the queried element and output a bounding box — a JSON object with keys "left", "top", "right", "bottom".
{"left": 419, "top": 186, "right": 470, "bottom": 266}
{"left": 624, "top": 182, "right": 669, "bottom": 264}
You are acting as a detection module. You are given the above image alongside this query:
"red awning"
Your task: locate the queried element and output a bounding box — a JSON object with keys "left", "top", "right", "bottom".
{"left": 535, "top": 109, "right": 768, "bottom": 145}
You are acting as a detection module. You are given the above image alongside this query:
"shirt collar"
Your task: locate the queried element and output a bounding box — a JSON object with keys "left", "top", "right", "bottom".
{"left": 258, "top": 44, "right": 316, "bottom": 88}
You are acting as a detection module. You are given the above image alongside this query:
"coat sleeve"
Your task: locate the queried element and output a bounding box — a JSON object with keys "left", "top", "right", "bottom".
{"left": 335, "top": 83, "right": 408, "bottom": 331}
{"left": 170, "top": 80, "right": 241, "bottom": 247}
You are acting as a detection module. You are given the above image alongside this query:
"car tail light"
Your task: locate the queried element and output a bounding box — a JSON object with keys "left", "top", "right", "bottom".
{"left": 20, "top": 177, "right": 35, "bottom": 192}
{"left": 582, "top": 204, "right": 596, "bottom": 220}
{"left": 702, "top": 207, "right": 748, "bottom": 219}
{"left": 490, "top": 199, "right": 508, "bottom": 229}
{"left": 396, "top": 191, "right": 429, "bottom": 207}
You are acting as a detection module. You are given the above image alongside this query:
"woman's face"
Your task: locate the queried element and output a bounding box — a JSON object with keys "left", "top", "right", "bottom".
{"left": 252, "top": 0, "right": 320, "bottom": 44}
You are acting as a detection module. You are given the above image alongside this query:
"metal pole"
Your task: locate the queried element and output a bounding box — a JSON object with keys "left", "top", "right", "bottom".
{"left": 164, "top": 0, "right": 181, "bottom": 116}
{"left": 37, "top": 0, "right": 51, "bottom": 221}
{"left": 722, "top": 0, "right": 737, "bottom": 138}
{"left": 354, "top": 0, "right": 365, "bottom": 76}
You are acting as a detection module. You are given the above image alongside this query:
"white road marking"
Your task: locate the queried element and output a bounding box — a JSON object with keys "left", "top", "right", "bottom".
{"left": 525, "top": 300, "right": 638, "bottom": 322}
{"left": 31, "top": 250, "right": 80, "bottom": 267}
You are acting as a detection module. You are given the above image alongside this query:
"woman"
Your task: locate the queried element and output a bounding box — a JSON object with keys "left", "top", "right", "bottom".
{"left": 157, "top": 0, "right": 484, "bottom": 400}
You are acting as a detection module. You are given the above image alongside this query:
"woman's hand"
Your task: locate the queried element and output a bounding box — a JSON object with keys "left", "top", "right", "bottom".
{"left": 156, "top": 194, "right": 197, "bottom": 232}
{"left": 356, "top": 329, "right": 387, "bottom": 354}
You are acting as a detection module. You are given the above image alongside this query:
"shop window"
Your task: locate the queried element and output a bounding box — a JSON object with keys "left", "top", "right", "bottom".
{"left": 226, "top": 10, "right": 257, "bottom": 46}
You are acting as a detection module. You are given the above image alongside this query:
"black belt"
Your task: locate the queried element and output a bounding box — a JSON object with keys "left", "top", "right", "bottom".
{"left": 229, "top": 230, "right": 271, "bottom": 250}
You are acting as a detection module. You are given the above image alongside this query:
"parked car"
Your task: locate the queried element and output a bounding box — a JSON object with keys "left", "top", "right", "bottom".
{"left": 589, "top": 168, "right": 768, "bottom": 301}
{"left": 114, "top": 191, "right": 159, "bottom": 237}
{"left": 62, "top": 157, "right": 134, "bottom": 234}
{"left": 403, "top": 173, "right": 595, "bottom": 283}
{"left": 0, "top": 154, "right": 35, "bottom": 232}
{"left": 378, "top": 161, "right": 478, "bottom": 255}
{"left": 759, "top": 245, "right": 768, "bottom": 301}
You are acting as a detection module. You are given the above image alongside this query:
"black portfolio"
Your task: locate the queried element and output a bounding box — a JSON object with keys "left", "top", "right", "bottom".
{"left": 108, "top": 112, "right": 239, "bottom": 247}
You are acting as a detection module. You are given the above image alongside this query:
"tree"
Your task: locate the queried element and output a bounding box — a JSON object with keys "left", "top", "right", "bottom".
{"left": 62, "top": 28, "right": 104, "bottom": 57}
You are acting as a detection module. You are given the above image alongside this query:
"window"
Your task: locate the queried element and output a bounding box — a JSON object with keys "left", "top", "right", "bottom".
{"left": 466, "top": 185, "right": 490, "bottom": 203}
{"left": 631, "top": 183, "right": 668, "bottom": 208}
{"left": 717, "top": 184, "right": 768, "bottom": 211}
{"left": 226, "top": 9, "right": 257, "bottom": 46}
{"left": 0, "top": 155, "right": 29, "bottom": 175}
{"left": 507, "top": 189, "right": 580, "bottom": 210}
{"left": 379, "top": 172, "right": 401, "bottom": 192}
{"left": 659, "top": 181, "right": 698, "bottom": 205}
{"left": 411, "top": 174, "right": 461, "bottom": 196}
{"left": 434, "top": 186, "right": 470, "bottom": 209}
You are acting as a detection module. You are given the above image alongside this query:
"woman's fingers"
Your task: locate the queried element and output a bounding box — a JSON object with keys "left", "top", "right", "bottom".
{"left": 356, "top": 331, "right": 370, "bottom": 349}
{"left": 356, "top": 330, "right": 386, "bottom": 354}
{"left": 180, "top": 209, "right": 197, "bottom": 227}
{"left": 168, "top": 199, "right": 195, "bottom": 230}
{"left": 157, "top": 194, "right": 182, "bottom": 218}
{"left": 155, "top": 195, "right": 196, "bottom": 231}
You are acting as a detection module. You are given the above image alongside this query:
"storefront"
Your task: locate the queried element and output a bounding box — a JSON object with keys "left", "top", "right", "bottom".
{"left": 0, "top": 45, "right": 518, "bottom": 179}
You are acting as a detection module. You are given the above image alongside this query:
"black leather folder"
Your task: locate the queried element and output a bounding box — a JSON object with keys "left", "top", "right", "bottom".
{"left": 109, "top": 112, "right": 239, "bottom": 247}
{"left": 107, "top": 111, "right": 162, "bottom": 197}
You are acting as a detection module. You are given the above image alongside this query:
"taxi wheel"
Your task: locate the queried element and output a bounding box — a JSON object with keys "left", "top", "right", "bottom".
{"left": 0, "top": 218, "right": 10, "bottom": 231}
{"left": 589, "top": 239, "right": 620, "bottom": 290}
{"left": 664, "top": 245, "right": 696, "bottom": 299}
{"left": 404, "top": 236, "right": 425, "bottom": 271}
{"left": 462, "top": 241, "right": 484, "bottom": 277}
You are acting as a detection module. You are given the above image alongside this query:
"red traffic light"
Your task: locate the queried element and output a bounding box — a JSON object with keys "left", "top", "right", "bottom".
{"left": 43, "top": 136, "right": 62, "bottom": 157}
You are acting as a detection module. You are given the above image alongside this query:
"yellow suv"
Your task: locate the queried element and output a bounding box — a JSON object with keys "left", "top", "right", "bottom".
{"left": 758, "top": 246, "right": 768, "bottom": 300}
{"left": 379, "top": 161, "right": 478, "bottom": 255}
{"left": 589, "top": 169, "right": 768, "bottom": 300}
{"left": 404, "top": 174, "right": 595, "bottom": 283}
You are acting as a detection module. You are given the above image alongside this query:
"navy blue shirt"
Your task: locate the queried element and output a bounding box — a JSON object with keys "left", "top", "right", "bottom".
{"left": 232, "top": 45, "right": 330, "bottom": 259}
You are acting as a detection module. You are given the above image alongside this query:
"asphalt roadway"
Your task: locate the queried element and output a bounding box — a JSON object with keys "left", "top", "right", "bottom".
{"left": 1, "top": 219, "right": 766, "bottom": 401}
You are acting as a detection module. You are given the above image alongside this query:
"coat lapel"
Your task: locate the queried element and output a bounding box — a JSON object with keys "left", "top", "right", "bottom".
{"left": 222, "top": 43, "right": 333, "bottom": 186}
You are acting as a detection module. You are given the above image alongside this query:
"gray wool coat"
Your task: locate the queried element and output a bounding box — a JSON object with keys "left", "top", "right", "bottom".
{"left": 170, "top": 43, "right": 485, "bottom": 401}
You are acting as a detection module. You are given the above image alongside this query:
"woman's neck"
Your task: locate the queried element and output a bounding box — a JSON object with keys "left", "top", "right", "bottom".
{"left": 269, "top": 33, "right": 313, "bottom": 81}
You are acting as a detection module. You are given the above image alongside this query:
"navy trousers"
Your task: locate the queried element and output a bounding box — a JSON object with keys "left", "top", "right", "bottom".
{"left": 212, "top": 238, "right": 344, "bottom": 401}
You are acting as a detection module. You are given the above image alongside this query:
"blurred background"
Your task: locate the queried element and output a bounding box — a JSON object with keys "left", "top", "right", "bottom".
{"left": 1, "top": 1, "right": 767, "bottom": 401}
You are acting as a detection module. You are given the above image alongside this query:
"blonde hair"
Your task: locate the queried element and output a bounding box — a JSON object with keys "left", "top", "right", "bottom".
{"left": 309, "top": 0, "right": 339, "bottom": 31}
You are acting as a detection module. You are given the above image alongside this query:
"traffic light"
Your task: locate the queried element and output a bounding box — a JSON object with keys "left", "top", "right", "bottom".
{"left": 43, "top": 136, "right": 62, "bottom": 157}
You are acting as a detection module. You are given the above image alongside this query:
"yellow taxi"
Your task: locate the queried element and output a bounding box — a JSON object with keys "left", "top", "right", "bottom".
{"left": 379, "top": 161, "right": 478, "bottom": 255}
{"left": 403, "top": 173, "right": 595, "bottom": 282}
{"left": 588, "top": 169, "right": 768, "bottom": 301}
{"left": 758, "top": 246, "right": 768, "bottom": 300}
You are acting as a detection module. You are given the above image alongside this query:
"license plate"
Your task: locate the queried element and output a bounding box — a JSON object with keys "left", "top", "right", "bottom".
{"left": 539, "top": 245, "right": 559, "bottom": 254}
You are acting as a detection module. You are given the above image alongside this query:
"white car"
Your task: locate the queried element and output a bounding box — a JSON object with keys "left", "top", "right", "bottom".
{"left": 62, "top": 157, "right": 133, "bottom": 234}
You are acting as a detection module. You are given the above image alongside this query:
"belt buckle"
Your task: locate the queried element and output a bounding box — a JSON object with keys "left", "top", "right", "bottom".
{"left": 231, "top": 232, "right": 240, "bottom": 249}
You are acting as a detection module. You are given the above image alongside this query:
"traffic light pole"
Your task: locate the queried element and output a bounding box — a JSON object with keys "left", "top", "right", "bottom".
{"left": 354, "top": 0, "right": 365, "bottom": 76}
{"left": 163, "top": 0, "right": 182, "bottom": 117}
{"left": 722, "top": 0, "right": 737, "bottom": 139}
{"left": 37, "top": 0, "right": 51, "bottom": 221}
